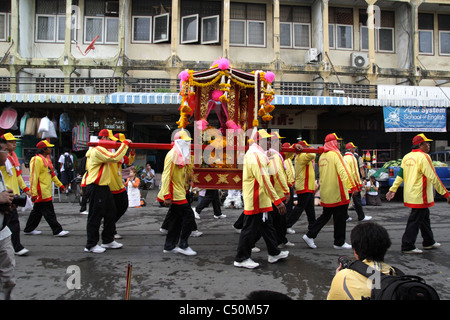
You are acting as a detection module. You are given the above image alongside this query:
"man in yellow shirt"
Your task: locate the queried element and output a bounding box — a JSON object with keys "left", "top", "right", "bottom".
{"left": 157, "top": 130, "right": 197, "bottom": 256}
{"left": 234, "top": 129, "right": 288, "bottom": 269}
{"left": 24, "top": 140, "right": 69, "bottom": 237}
{"left": 0, "top": 133, "right": 31, "bottom": 256}
{"left": 110, "top": 132, "right": 136, "bottom": 239}
{"left": 387, "top": 133, "right": 450, "bottom": 254}
{"left": 287, "top": 140, "right": 316, "bottom": 233}
{"left": 84, "top": 129, "right": 130, "bottom": 253}
{"left": 344, "top": 142, "right": 371, "bottom": 222}
{"left": 327, "top": 222, "right": 395, "bottom": 300}
{"left": 302, "top": 133, "right": 357, "bottom": 250}
{"left": 266, "top": 132, "right": 292, "bottom": 247}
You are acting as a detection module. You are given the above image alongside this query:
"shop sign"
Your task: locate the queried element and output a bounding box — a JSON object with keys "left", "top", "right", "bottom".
{"left": 383, "top": 106, "right": 447, "bottom": 132}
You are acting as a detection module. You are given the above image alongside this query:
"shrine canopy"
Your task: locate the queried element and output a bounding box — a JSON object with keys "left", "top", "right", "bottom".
{"left": 175, "top": 58, "right": 277, "bottom": 189}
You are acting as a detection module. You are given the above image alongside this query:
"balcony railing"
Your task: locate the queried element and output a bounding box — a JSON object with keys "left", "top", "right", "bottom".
{"left": 0, "top": 77, "right": 377, "bottom": 99}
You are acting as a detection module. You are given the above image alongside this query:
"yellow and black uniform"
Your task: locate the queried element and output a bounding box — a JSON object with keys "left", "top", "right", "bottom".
{"left": 85, "top": 138, "right": 129, "bottom": 250}
{"left": 24, "top": 140, "right": 66, "bottom": 236}
{"left": 389, "top": 134, "right": 449, "bottom": 252}
{"left": 235, "top": 131, "right": 284, "bottom": 264}
{"left": 157, "top": 131, "right": 196, "bottom": 252}
{"left": 287, "top": 140, "right": 317, "bottom": 230}
{"left": 109, "top": 133, "right": 136, "bottom": 236}
{"left": 327, "top": 259, "right": 396, "bottom": 300}
{"left": 304, "top": 133, "right": 356, "bottom": 247}
{"left": 0, "top": 132, "right": 30, "bottom": 253}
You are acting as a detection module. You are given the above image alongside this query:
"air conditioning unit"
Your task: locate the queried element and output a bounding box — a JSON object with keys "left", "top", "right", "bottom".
{"left": 351, "top": 52, "right": 369, "bottom": 68}
{"left": 305, "top": 48, "right": 319, "bottom": 64}
{"left": 75, "top": 86, "right": 97, "bottom": 95}
{"left": 105, "top": 1, "right": 119, "bottom": 15}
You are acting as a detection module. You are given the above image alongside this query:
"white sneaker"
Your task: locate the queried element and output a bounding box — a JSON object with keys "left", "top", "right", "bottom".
{"left": 346, "top": 217, "right": 353, "bottom": 222}
{"left": 403, "top": 248, "right": 423, "bottom": 254}
{"left": 159, "top": 228, "right": 168, "bottom": 235}
{"left": 423, "top": 242, "right": 441, "bottom": 250}
{"left": 286, "top": 228, "right": 296, "bottom": 234}
{"left": 80, "top": 210, "right": 88, "bottom": 215}
{"left": 333, "top": 242, "right": 352, "bottom": 249}
{"left": 279, "top": 241, "right": 295, "bottom": 248}
{"left": 55, "top": 230, "right": 69, "bottom": 237}
{"left": 163, "top": 246, "right": 179, "bottom": 253}
{"left": 190, "top": 230, "right": 203, "bottom": 237}
{"left": 251, "top": 247, "right": 261, "bottom": 253}
{"left": 234, "top": 258, "right": 259, "bottom": 269}
{"left": 233, "top": 227, "right": 241, "bottom": 234}
{"left": 176, "top": 246, "right": 197, "bottom": 256}
{"left": 302, "top": 234, "right": 317, "bottom": 249}
{"left": 193, "top": 208, "right": 200, "bottom": 219}
{"left": 360, "top": 216, "right": 372, "bottom": 221}
{"left": 84, "top": 245, "right": 106, "bottom": 253}
{"left": 114, "top": 234, "right": 123, "bottom": 239}
{"left": 24, "top": 230, "right": 42, "bottom": 235}
{"left": 101, "top": 241, "right": 123, "bottom": 249}
{"left": 15, "top": 248, "right": 29, "bottom": 256}
{"left": 214, "top": 214, "right": 227, "bottom": 219}
{"left": 268, "top": 251, "right": 289, "bottom": 263}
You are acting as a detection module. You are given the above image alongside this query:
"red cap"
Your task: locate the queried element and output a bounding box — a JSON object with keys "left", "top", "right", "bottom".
{"left": 345, "top": 142, "right": 357, "bottom": 149}
{"left": 412, "top": 133, "right": 432, "bottom": 145}
{"left": 36, "top": 140, "right": 54, "bottom": 149}
{"left": 325, "top": 133, "right": 342, "bottom": 142}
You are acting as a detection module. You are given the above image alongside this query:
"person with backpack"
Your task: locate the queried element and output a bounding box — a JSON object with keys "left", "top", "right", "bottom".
{"left": 58, "top": 148, "right": 74, "bottom": 194}
{"left": 327, "top": 221, "right": 439, "bottom": 300}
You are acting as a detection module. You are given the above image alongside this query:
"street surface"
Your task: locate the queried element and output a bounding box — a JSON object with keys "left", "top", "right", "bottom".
{"left": 11, "top": 189, "right": 450, "bottom": 301}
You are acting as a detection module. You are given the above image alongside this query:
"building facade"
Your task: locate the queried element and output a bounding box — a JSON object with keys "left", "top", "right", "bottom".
{"left": 0, "top": 0, "right": 449, "bottom": 171}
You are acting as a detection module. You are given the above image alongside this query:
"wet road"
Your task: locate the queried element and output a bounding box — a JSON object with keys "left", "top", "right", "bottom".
{"left": 11, "top": 190, "right": 450, "bottom": 300}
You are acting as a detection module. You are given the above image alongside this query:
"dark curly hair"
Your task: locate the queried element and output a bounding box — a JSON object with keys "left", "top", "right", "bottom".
{"left": 350, "top": 222, "right": 391, "bottom": 261}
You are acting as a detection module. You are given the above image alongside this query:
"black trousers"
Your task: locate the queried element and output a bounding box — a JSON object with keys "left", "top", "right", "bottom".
{"left": 80, "top": 186, "right": 89, "bottom": 212}
{"left": 235, "top": 212, "right": 281, "bottom": 262}
{"left": 349, "top": 192, "right": 365, "bottom": 221}
{"left": 24, "top": 201, "right": 63, "bottom": 235}
{"left": 401, "top": 207, "right": 435, "bottom": 251}
{"left": 85, "top": 184, "right": 117, "bottom": 249}
{"left": 6, "top": 208, "right": 24, "bottom": 252}
{"left": 163, "top": 202, "right": 195, "bottom": 250}
{"left": 286, "top": 192, "right": 316, "bottom": 229}
{"left": 112, "top": 190, "right": 128, "bottom": 235}
{"left": 306, "top": 204, "right": 348, "bottom": 246}
{"left": 196, "top": 189, "right": 222, "bottom": 216}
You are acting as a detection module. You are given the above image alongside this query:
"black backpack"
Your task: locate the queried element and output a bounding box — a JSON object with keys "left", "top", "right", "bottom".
{"left": 64, "top": 154, "right": 73, "bottom": 171}
{"left": 349, "top": 260, "right": 440, "bottom": 300}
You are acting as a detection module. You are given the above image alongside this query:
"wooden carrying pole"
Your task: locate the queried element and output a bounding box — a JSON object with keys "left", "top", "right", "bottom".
{"left": 88, "top": 141, "right": 324, "bottom": 154}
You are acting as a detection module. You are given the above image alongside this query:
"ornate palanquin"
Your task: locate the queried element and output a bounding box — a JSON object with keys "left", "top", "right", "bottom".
{"left": 177, "top": 58, "right": 276, "bottom": 189}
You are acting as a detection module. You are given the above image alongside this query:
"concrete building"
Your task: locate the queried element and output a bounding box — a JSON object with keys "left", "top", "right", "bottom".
{"left": 0, "top": 0, "right": 449, "bottom": 171}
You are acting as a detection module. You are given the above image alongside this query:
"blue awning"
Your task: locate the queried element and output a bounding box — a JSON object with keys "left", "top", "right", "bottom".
{"left": 106, "top": 92, "right": 181, "bottom": 105}
{"left": 0, "top": 93, "right": 105, "bottom": 104}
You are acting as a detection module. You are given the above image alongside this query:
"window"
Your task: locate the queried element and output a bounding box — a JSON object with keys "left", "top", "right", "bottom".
{"left": 0, "top": 0, "right": 11, "bottom": 42}
{"left": 35, "top": 0, "right": 77, "bottom": 43}
{"left": 418, "top": 13, "right": 433, "bottom": 55}
{"left": 359, "top": 9, "right": 394, "bottom": 53}
{"left": 329, "top": 7, "right": 353, "bottom": 50}
{"left": 181, "top": 14, "right": 199, "bottom": 43}
{"left": 84, "top": 0, "right": 118, "bottom": 44}
{"left": 202, "top": 15, "right": 219, "bottom": 44}
{"left": 438, "top": 14, "right": 450, "bottom": 55}
{"left": 180, "top": 0, "right": 220, "bottom": 45}
{"left": 280, "top": 6, "right": 311, "bottom": 49}
{"left": 131, "top": 0, "right": 170, "bottom": 43}
{"left": 230, "top": 3, "right": 266, "bottom": 47}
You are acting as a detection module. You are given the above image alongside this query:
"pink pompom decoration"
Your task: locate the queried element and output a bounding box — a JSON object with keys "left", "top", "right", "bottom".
{"left": 196, "top": 119, "right": 209, "bottom": 131}
{"left": 211, "top": 90, "right": 223, "bottom": 102}
{"left": 178, "top": 70, "right": 190, "bottom": 82}
{"left": 218, "top": 58, "right": 230, "bottom": 70}
{"left": 226, "top": 120, "right": 242, "bottom": 133}
{"left": 264, "top": 71, "right": 275, "bottom": 83}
